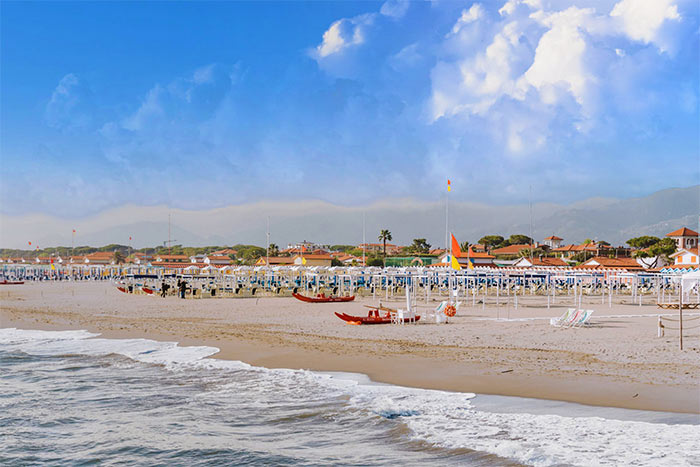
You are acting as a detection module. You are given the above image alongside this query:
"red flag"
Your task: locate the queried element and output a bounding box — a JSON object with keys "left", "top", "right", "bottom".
{"left": 28, "top": 241, "right": 31, "bottom": 246}
{"left": 72, "top": 229, "right": 76, "bottom": 233}
{"left": 451, "top": 234, "right": 462, "bottom": 258}
{"left": 129, "top": 236, "right": 132, "bottom": 241}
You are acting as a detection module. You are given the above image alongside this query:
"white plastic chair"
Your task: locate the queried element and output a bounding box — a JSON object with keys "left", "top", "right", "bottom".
{"left": 394, "top": 308, "right": 416, "bottom": 325}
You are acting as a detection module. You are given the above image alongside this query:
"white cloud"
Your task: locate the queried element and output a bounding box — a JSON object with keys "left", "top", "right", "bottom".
{"left": 611, "top": 0, "right": 680, "bottom": 50}
{"left": 380, "top": 0, "right": 409, "bottom": 19}
{"left": 45, "top": 74, "right": 94, "bottom": 130}
{"left": 518, "top": 7, "right": 595, "bottom": 107}
{"left": 314, "top": 15, "right": 372, "bottom": 58}
{"left": 428, "top": 0, "right": 688, "bottom": 153}
{"left": 451, "top": 4, "right": 485, "bottom": 35}
{"left": 431, "top": 19, "right": 532, "bottom": 120}
{"left": 498, "top": 0, "right": 541, "bottom": 17}
{"left": 121, "top": 85, "right": 165, "bottom": 131}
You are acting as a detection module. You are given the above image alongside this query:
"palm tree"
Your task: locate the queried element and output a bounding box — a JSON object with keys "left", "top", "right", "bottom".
{"left": 268, "top": 243, "right": 279, "bottom": 257}
{"left": 378, "top": 230, "right": 393, "bottom": 257}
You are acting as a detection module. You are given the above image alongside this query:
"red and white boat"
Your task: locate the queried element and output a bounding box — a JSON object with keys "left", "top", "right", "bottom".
{"left": 0, "top": 280, "right": 24, "bottom": 285}
{"left": 334, "top": 308, "right": 420, "bottom": 325}
{"left": 141, "top": 287, "right": 155, "bottom": 295}
{"left": 292, "top": 292, "right": 355, "bottom": 303}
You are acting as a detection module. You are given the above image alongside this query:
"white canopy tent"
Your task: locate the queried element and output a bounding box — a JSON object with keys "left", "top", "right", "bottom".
{"left": 681, "top": 270, "right": 700, "bottom": 299}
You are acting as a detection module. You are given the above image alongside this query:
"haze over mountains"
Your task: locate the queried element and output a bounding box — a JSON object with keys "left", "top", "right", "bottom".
{"left": 1, "top": 186, "right": 698, "bottom": 250}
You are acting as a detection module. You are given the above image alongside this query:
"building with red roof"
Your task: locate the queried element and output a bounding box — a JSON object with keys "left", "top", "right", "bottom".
{"left": 491, "top": 244, "right": 535, "bottom": 257}
{"left": 575, "top": 256, "right": 643, "bottom": 271}
{"left": 669, "top": 247, "right": 699, "bottom": 269}
{"left": 542, "top": 235, "right": 563, "bottom": 248}
{"left": 666, "top": 227, "right": 698, "bottom": 250}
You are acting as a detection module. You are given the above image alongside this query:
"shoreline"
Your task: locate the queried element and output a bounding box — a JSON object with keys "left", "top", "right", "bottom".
{"left": 1, "top": 282, "right": 699, "bottom": 414}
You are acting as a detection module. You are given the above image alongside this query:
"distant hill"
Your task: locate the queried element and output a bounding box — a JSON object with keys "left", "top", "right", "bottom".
{"left": 1, "top": 186, "right": 698, "bottom": 249}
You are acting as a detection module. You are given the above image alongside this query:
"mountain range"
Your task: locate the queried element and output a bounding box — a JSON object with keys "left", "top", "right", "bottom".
{"left": 1, "top": 186, "right": 697, "bottom": 250}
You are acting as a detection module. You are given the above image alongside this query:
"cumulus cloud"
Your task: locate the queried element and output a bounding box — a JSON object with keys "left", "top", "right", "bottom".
{"left": 611, "top": 0, "right": 680, "bottom": 50}
{"left": 450, "top": 4, "right": 485, "bottom": 35}
{"left": 518, "top": 7, "right": 596, "bottom": 107}
{"left": 314, "top": 15, "right": 372, "bottom": 58}
{"left": 428, "top": 0, "right": 689, "bottom": 154}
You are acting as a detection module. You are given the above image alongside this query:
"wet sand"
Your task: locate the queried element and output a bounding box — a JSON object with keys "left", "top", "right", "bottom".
{"left": 1, "top": 281, "right": 698, "bottom": 414}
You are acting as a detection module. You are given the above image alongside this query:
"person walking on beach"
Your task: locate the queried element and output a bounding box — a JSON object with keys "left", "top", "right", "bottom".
{"left": 179, "top": 280, "right": 187, "bottom": 299}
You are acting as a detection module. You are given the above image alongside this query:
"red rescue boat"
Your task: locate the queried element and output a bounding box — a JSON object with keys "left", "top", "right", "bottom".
{"left": 334, "top": 309, "right": 420, "bottom": 325}
{"left": 116, "top": 286, "right": 127, "bottom": 293}
{"left": 0, "top": 280, "right": 24, "bottom": 285}
{"left": 141, "top": 287, "right": 155, "bottom": 295}
{"left": 293, "top": 292, "right": 355, "bottom": 303}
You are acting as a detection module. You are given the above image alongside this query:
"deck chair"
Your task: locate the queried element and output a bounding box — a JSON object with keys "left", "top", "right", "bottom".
{"left": 572, "top": 310, "right": 594, "bottom": 327}
{"left": 550, "top": 308, "right": 576, "bottom": 326}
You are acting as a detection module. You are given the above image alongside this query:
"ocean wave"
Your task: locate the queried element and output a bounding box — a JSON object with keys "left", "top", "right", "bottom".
{"left": 1, "top": 327, "right": 698, "bottom": 467}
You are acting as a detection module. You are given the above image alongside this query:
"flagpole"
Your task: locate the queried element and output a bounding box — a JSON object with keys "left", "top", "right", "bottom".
{"left": 266, "top": 216, "right": 270, "bottom": 268}
{"left": 445, "top": 180, "right": 449, "bottom": 253}
{"left": 362, "top": 212, "right": 366, "bottom": 267}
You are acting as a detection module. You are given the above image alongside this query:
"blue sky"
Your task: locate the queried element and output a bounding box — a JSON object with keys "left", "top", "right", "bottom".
{"left": 1, "top": 0, "right": 698, "bottom": 217}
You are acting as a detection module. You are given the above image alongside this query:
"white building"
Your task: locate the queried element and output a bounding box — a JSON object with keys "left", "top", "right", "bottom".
{"left": 666, "top": 227, "right": 698, "bottom": 250}
{"left": 542, "top": 235, "right": 563, "bottom": 249}
{"left": 669, "top": 248, "right": 699, "bottom": 268}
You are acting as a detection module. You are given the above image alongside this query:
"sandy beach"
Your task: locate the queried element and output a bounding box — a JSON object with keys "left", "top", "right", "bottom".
{"left": 1, "top": 281, "right": 698, "bottom": 414}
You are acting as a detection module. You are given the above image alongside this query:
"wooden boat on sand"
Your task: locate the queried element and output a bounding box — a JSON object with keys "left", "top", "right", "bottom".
{"left": 0, "top": 280, "right": 24, "bottom": 285}
{"left": 141, "top": 287, "right": 155, "bottom": 295}
{"left": 293, "top": 292, "right": 355, "bottom": 303}
{"left": 116, "top": 286, "right": 127, "bottom": 293}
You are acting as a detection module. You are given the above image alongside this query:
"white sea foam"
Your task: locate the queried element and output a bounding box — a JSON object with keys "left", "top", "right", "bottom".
{"left": 0, "top": 327, "right": 218, "bottom": 365}
{"left": 2, "top": 327, "right": 698, "bottom": 467}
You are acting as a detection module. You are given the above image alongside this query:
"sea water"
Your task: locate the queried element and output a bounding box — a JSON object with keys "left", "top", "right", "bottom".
{"left": 1, "top": 328, "right": 698, "bottom": 466}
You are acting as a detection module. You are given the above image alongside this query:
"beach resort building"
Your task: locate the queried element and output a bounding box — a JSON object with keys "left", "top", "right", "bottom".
{"left": 84, "top": 252, "right": 116, "bottom": 265}
{"left": 210, "top": 248, "right": 237, "bottom": 257}
{"left": 255, "top": 256, "right": 295, "bottom": 266}
{"left": 203, "top": 255, "right": 234, "bottom": 266}
{"left": 330, "top": 252, "right": 362, "bottom": 265}
{"left": 284, "top": 241, "right": 330, "bottom": 254}
{"left": 491, "top": 244, "right": 536, "bottom": 258}
{"left": 575, "top": 256, "right": 643, "bottom": 271}
{"left": 153, "top": 254, "right": 191, "bottom": 268}
{"left": 513, "top": 257, "right": 568, "bottom": 268}
{"left": 666, "top": 227, "right": 698, "bottom": 250}
{"left": 293, "top": 254, "right": 333, "bottom": 267}
{"left": 542, "top": 235, "right": 563, "bottom": 248}
{"left": 552, "top": 242, "right": 611, "bottom": 259}
{"left": 669, "top": 247, "right": 699, "bottom": 269}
